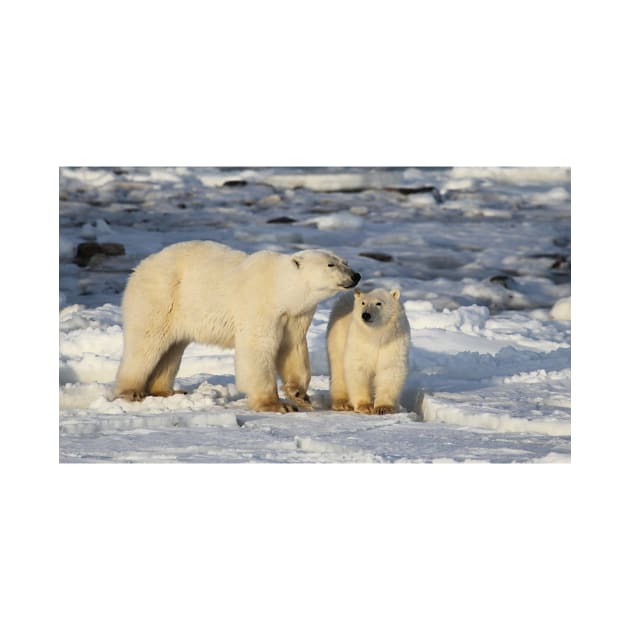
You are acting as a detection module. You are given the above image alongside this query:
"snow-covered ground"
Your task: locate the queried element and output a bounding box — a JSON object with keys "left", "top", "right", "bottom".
{"left": 59, "top": 166, "right": 570, "bottom": 462}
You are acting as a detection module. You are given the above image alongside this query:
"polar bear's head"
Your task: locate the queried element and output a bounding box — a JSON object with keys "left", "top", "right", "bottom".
{"left": 291, "top": 250, "right": 361, "bottom": 299}
{"left": 353, "top": 288, "right": 401, "bottom": 327}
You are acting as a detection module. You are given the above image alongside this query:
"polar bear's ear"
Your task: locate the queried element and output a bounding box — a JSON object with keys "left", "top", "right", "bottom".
{"left": 354, "top": 289, "right": 362, "bottom": 298}
{"left": 391, "top": 289, "right": 400, "bottom": 301}
{"left": 292, "top": 257, "right": 300, "bottom": 269}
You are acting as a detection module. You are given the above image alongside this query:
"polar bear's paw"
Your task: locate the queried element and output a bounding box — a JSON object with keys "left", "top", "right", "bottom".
{"left": 117, "top": 388, "right": 189, "bottom": 402}
{"left": 354, "top": 402, "right": 374, "bottom": 415}
{"left": 374, "top": 405, "right": 396, "bottom": 415}
{"left": 282, "top": 385, "right": 314, "bottom": 411}
{"left": 331, "top": 399, "right": 354, "bottom": 412}
{"left": 149, "top": 389, "right": 187, "bottom": 397}
{"left": 117, "top": 389, "right": 146, "bottom": 402}
{"left": 251, "top": 397, "right": 299, "bottom": 413}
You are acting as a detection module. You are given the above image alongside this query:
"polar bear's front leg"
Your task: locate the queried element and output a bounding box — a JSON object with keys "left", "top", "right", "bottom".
{"left": 235, "top": 329, "right": 298, "bottom": 413}
{"left": 278, "top": 340, "right": 313, "bottom": 410}
{"left": 277, "top": 312, "right": 314, "bottom": 410}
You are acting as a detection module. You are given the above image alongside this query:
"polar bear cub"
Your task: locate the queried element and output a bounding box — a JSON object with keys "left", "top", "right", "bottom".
{"left": 114, "top": 240, "right": 360, "bottom": 413}
{"left": 327, "top": 288, "right": 410, "bottom": 414}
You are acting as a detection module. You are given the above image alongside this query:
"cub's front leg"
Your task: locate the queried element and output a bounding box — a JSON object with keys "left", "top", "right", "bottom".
{"left": 373, "top": 349, "right": 408, "bottom": 415}
{"left": 345, "top": 364, "right": 374, "bottom": 415}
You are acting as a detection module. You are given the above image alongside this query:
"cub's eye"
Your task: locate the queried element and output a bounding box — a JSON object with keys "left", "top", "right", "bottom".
{"left": 361, "top": 301, "right": 366, "bottom": 306}
{"left": 327, "top": 263, "right": 335, "bottom": 267}
{"left": 376, "top": 302, "right": 382, "bottom": 307}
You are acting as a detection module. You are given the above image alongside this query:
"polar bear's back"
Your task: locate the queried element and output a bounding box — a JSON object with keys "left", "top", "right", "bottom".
{"left": 160, "top": 240, "right": 246, "bottom": 269}
{"left": 127, "top": 240, "right": 247, "bottom": 301}
{"left": 123, "top": 241, "right": 249, "bottom": 347}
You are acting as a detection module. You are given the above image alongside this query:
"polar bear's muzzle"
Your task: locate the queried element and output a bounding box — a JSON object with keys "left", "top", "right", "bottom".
{"left": 340, "top": 271, "right": 361, "bottom": 289}
{"left": 360, "top": 308, "right": 381, "bottom": 325}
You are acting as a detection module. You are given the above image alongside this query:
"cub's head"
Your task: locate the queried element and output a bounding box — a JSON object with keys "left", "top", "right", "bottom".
{"left": 291, "top": 250, "right": 361, "bottom": 298}
{"left": 353, "top": 288, "right": 401, "bottom": 327}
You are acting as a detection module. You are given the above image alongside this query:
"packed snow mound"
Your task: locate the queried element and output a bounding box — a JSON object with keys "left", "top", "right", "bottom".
{"left": 420, "top": 373, "right": 570, "bottom": 436}
{"left": 405, "top": 301, "right": 489, "bottom": 333}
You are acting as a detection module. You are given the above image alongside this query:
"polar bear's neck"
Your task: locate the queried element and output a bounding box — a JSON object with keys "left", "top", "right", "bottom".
{"left": 269, "top": 254, "right": 342, "bottom": 315}
{"left": 278, "top": 281, "right": 332, "bottom": 316}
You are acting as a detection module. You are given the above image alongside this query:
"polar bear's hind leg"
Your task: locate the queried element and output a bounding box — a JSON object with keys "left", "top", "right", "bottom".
{"left": 146, "top": 340, "right": 189, "bottom": 396}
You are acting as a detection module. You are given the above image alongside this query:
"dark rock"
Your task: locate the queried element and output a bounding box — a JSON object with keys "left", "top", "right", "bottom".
{"left": 294, "top": 185, "right": 367, "bottom": 194}
{"left": 75, "top": 243, "right": 102, "bottom": 261}
{"left": 385, "top": 185, "right": 442, "bottom": 202}
{"left": 385, "top": 185, "right": 436, "bottom": 195}
{"left": 267, "top": 216, "right": 297, "bottom": 224}
{"left": 222, "top": 180, "right": 247, "bottom": 188}
{"left": 74, "top": 242, "right": 126, "bottom": 267}
{"left": 112, "top": 168, "right": 129, "bottom": 176}
{"left": 359, "top": 252, "right": 393, "bottom": 262}
{"left": 99, "top": 243, "right": 125, "bottom": 256}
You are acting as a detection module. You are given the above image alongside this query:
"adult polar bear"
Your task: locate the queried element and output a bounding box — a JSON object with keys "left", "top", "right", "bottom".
{"left": 114, "top": 240, "right": 361, "bottom": 412}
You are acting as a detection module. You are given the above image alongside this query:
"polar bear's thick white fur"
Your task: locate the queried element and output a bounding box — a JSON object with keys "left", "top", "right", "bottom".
{"left": 114, "top": 240, "right": 360, "bottom": 412}
{"left": 327, "top": 287, "right": 410, "bottom": 415}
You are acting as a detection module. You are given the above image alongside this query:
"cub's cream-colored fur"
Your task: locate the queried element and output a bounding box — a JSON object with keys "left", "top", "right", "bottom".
{"left": 327, "top": 288, "right": 410, "bottom": 414}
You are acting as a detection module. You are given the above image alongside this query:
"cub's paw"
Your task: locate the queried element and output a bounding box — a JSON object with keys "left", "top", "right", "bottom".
{"left": 374, "top": 405, "right": 396, "bottom": 415}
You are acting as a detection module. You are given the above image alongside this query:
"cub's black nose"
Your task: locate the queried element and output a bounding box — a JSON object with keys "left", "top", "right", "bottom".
{"left": 351, "top": 272, "right": 361, "bottom": 285}
{"left": 362, "top": 312, "right": 371, "bottom": 322}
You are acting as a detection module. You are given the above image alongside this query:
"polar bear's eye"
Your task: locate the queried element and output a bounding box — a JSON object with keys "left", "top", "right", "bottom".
{"left": 376, "top": 302, "right": 382, "bottom": 307}
{"left": 327, "top": 263, "right": 335, "bottom": 268}
{"left": 361, "top": 301, "right": 366, "bottom": 306}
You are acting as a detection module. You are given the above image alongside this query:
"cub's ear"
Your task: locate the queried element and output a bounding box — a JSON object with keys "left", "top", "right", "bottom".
{"left": 292, "top": 257, "right": 300, "bottom": 269}
{"left": 391, "top": 289, "right": 400, "bottom": 301}
{"left": 354, "top": 289, "right": 362, "bottom": 298}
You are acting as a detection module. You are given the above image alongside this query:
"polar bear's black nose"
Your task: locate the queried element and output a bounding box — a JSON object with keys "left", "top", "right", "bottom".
{"left": 362, "top": 312, "right": 371, "bottom": 322}
{"left": 351, "top": 272, "right": 361, "bottom": 285}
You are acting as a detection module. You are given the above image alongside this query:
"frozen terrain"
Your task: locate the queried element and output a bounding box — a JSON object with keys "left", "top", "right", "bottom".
{"left": 59, "top": 167, "right": 570, "bottom": 463}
